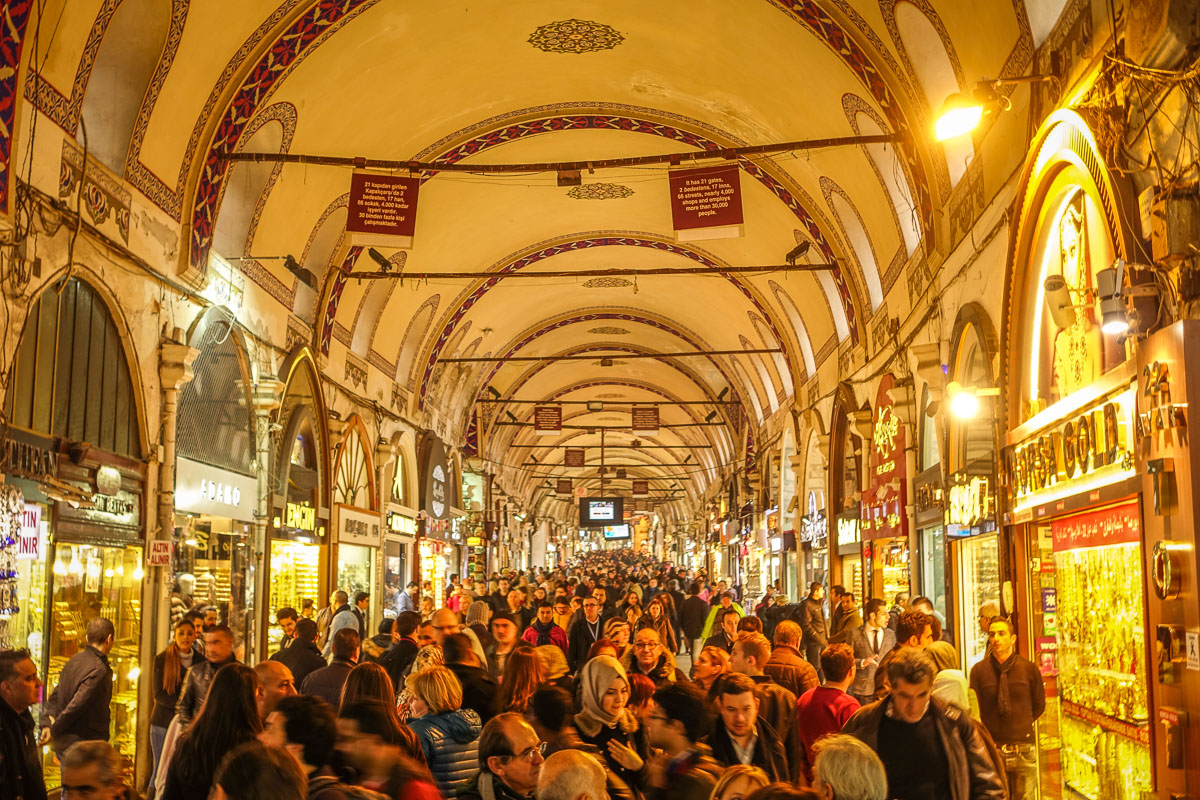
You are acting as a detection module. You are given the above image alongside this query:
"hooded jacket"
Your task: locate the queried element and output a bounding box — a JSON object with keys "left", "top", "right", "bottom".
{"left": 408, "top": 708, "right": 482, "bottom": 797}
{"left": 841, "top": 697, "right": 1007, "bottom": 800}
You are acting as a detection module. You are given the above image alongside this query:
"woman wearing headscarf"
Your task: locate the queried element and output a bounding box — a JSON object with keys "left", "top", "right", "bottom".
{"left": 605, "top": 617, "right": 633, "bottom": 663}
{"left": 464, "top": 600, "right": 494, "bottom": 653}
{"left": 575, "top": 655, "right": 650, "bottom": 798}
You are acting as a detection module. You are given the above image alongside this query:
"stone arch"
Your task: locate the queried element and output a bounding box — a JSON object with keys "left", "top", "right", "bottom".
{"left": 843, "top": 93, "right": 921, "bottom": 256}
{"left": 212, "top": 103, "right": 296, "bottom": 260}
{"left": 822, "top": 178, "right": 884, "bottom": 310}
{"left": 396, "top": 295, "right": 441, "bottom": 389}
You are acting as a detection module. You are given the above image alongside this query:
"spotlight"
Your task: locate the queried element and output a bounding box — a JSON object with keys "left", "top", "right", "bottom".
{"left": 934, "top": 93, "right": 985, "bottom": 141}
{"left": 367, "top": 248, "right": 393, "bottom": 271}
{"left": 284, "top": 254, "right": 317, "bottom": 289}
{"left": 1043, "top": 275, "right": 1077, "bottom": 329}
{"left": 1097, "top": 260, "right": 1129, "bottom": 336}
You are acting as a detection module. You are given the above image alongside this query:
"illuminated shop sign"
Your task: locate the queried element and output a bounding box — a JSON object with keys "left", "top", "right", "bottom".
{"left": 799, "top": 491, "right": 827, "bottom": 544}
{"left": 946, "top": 474, "right": 991, "bottom": 528}
{"left": 1006, "top": 385, "right": 1134, "bottom": 513}
{"left": 285, "top": 502, "right": 316, "bottom": 532}
{"left": 837, "top": 515, "right": 859, "bottom": 547}
{"left": 387, "top": 511, "right": 416, "bottom": 534}
{"left": 863, "top": 375, "right": 907, "bottom": 540}
{"left": 340, "top": 507, "right": 380, "bottom": 546}
{"left": 175, "top": 457, "right": 257, "bottom": 518}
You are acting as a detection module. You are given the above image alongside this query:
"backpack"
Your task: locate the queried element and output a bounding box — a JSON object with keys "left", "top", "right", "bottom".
{"left": 308, "top": 775, "right": 389, "bottom": 800}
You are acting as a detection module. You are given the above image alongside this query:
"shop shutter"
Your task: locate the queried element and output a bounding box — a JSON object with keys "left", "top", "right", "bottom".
{"left": 3, "top": 278, "right": 141, "bottom": 457}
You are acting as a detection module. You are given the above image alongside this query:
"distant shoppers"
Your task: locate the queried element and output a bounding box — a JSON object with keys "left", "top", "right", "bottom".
{"left": 301, "top": 628, "right": 360, "bottom": 708}
{"left": 271, "top": 618, "right": 327, "bottom": 689}
{"left": 828, "top": 592, "right": 863, "bottom": 644}
{"left": 970, "top": 617, "right": 1046, "bottom": 800}
{"left": 162, "top": 663, "right": 264, "bottom": 800}
{"left": 762, "top": 620, "right": 819, "bottom": 699}
{"left": 60, "top": 741, "right": 134, "bottom": 800}
{"left": 843, "top": 647, "right": 1007, "bottom": 800}
{"left": 680, "top": 583, "right": 709, "bottom": 656}
{"left": 794, "top": 644, "right": 860, "bottom": 781}
{"left": 0, "top": 648, "right": 46, "bottom": 800}
{"left": 399, "top": 581, "right": 420, "bottom": 614}
{"left": 176, "top": 623, "right": 238, "bottom": 726}
{"left": 887, "top": 592, "right": 909, "bottom": 632}
{"left": 799, "top": 584, "right": 827, "bottom": 676}
{"left": 364, "top": 617, "right": 397, "bottom": 662}
{"left": 151, "top": 618, "right": 200, "bottom": 782}
{"left": 41, "top": 616, "right": 116, "bottom": 753}
{"left": 848, "top": 599, "right": 895, "bottom": 706}
{"left": 810, "top": 734, "right": 887, "bottom": 800}
{"left": 643, "top": 682, "right": 723, "bottom": 800}
{"left": 406, "top": 666, "right": 483, "bottom": 796}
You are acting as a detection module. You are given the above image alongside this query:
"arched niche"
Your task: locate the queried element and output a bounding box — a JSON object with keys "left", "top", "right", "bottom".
{"left": 333, "top": 415, "right": 377, "bottom": 511}
{"left": 178, "top": 306, "right": 255, "bottom": 474}
{"left": 4, "top": 276, "right": 143, "bottom": 457}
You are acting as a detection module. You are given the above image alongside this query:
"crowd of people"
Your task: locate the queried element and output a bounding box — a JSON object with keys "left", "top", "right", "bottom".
{"left": 0, "top": 549, "right": 1046, "bottom": 800}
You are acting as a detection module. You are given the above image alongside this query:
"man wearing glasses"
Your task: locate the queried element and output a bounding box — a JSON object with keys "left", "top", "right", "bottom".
{"left": 568, "top": 596, "right": 605, "bottom": 673}
{"left": 627, "top": 629, "right": 688, "bottom": 688}
{"left": 459, "top": 713, "right": 546, "bottom": 800}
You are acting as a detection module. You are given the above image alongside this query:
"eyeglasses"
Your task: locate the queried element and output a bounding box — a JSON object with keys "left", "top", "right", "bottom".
{"left": 505, "top": 742, "right": 548, "bottom": 762}
{"left": 634, "top": 641, "right": 660, "bottom": 649}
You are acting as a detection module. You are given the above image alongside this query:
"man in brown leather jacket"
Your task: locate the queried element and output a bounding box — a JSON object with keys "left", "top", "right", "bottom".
{"left": 842, "top": 647, "right": 1007, "bottom": 800}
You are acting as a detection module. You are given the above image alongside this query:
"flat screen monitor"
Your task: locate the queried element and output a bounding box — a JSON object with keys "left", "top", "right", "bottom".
{"left": 580, "top": 496, "right": 623, "bottom": 527}
{"left": 602, "top": 524, "right": 631, "bottom": 540}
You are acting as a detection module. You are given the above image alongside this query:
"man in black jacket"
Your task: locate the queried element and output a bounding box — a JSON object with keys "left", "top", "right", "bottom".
{"left": 702, "top": 673, "right": 787, "bottom": 781}
{"left": 730, "top": 632, "right": 801, "bottom": 782}
{"left": 0, "top": 649, "right": 46, "bottom": 800}
{"left": 379, "top": 611, "right": 421, "bottom": 688}
{"left": 445, "top": 633, "right": 499, "bottom": 724}
{"left": 41, "top": 616, "right": 115, "bottom": 754}
{"left": 176, "top": 624, "right": 238, "bottom": 726}
{"left": 799, "top": 583, "right": 827, "bottom": 678}
{"left": 270, "top": 617, "right": 326, "bottom": 689}
{"left": 301, "top": 628, "right": 359, "bottom": 709}
{"left": 843, "top": 646, "right": 1007, "bottom": 800}
{"left": 970, "top": 617, "right": 1046, "bottom": 799}
{"left": 644, "top": 683, "right": 723, "bottom": 800}
{"left": 567, "top": 595, "right": 605, "bottom": 673}
{"left": 679, "top": 583, "right": 709, "bottom": 657}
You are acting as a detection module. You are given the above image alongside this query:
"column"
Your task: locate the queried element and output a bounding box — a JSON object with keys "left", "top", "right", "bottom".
{"left": 249, "top": 379, "right": 283, "bottom": 664}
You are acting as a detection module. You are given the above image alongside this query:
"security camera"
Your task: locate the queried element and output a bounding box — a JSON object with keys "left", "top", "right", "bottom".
{"left": 267, "top": 422, "right": 284, "bottom": 434}
{"left": 1043, "top": 275, "right": 1077, "bottom": 330}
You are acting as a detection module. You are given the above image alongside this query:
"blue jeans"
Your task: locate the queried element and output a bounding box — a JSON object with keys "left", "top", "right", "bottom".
{"left": 149, "top": 724, "right": 168, "bottom": 795}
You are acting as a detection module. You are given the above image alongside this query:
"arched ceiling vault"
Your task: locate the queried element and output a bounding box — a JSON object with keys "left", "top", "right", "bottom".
{"left": 27, "top": 0, "right": 1033, "bottom": 517}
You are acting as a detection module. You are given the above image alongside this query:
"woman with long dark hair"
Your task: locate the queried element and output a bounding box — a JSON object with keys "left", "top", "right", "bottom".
{"left": 151, "top": 619, "right": 199, "bottom": 784}
{"left": 494, "top": 646, "right": 545, "bottom": 714}
{"left": 161, "top": 663, "right": 263, "bottom": 800}
{"left": 338, "top": 661, "right": 428, "bottom": 766}
{"left": 639, "top": 596, "right": 679, "bottom": 654}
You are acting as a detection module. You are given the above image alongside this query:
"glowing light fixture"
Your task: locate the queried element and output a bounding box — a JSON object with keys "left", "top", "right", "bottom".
{"left": 1097, "top": 259, "right": 1129, "bottom": 336}
{"left": 132, "top": 566, "right": 144, "bottom": 581}
{"left": 947, "top": 381, "right": 1000, "bottom": 419}
{"left": 934, "top": 94, "right": 985, "bottom": 141}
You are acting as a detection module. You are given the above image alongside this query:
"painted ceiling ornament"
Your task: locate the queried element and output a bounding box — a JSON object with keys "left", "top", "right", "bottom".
{"left": 528, "top": 18, "right": 624, "bottom": 54}
{"left": 567, "top": 183, "right": 635, "bottom": 200}
{"left": 582, "top": 277, "right": 633, "bottom": 288}
{"left": 588, "top": 326, "right": 630, "bottom": 335}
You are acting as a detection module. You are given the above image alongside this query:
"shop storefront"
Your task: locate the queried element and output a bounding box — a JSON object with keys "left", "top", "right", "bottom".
{"left": 798, "top": 430, "right": 828, "bottom": 590}
{"left": 945, "top": 305, "right": 1002, "bottom": 665}
{"left": 267, "top": 350, "right": 330, "bottom": 656}
{"left": 914, "top": 467, "right": 944, "bottom": 618}
{"left": 1002, "top": 110, "right": 1151, "bottom": 800}
{"left": 383, "top": 443, "right": 417, "bottom": 615}
{"left": 2, "top": 277, "right": 148, "bottom": 783}
{"left": 172, "top": 306, "right": 259, "bottom": 646}
{"left": 834, "top": 513, "right": 862, "bottom": 600}
{"left": 828, "top": 390, "right": 863, "bottom": 597}
{"left": 861, "top": 376, "right": 910, "bottom": 604}
{"left": 333, "top": 416, "right": 380, "bottom": 630}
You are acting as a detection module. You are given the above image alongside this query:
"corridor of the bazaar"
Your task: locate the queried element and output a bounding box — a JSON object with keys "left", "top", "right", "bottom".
{"left": 0, "top": 2, "right": 1196, "bottom": 799}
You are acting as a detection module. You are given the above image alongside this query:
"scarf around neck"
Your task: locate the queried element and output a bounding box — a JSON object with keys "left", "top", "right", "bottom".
{"left": 992, "top": 650, "right": 1016, "bottom": 716}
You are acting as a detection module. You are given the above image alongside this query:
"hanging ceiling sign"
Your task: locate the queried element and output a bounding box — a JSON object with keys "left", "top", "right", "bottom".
{"left": 346, "top": 171, "right": 419, "bottom": 248}
{"left": 861, "top": 374, "right": 908, "bottom": 541}
{"left": 565, "top": 449, "right": 586, "bottom": 468}
{"left": 420, "top": 435, "right": 450, "bottom": 520}
{"left": 534, "top": 406, "right": 562, "bottom": 436}
{"left": 632, "top": 480, "right": 649, "bottom": 497}
{"left": 631, "top": 406, "right": 659, "bottom": 435}
{"left": 556, "top": 479, "right": 573, "bottom": 495}
{"left": 668, "top": 164, "right": 744, "bottom": 241}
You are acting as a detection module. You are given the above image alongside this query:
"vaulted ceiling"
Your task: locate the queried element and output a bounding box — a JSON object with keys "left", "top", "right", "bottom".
{"left": 22, "top": 0, "right": 1044, "bottom": 523}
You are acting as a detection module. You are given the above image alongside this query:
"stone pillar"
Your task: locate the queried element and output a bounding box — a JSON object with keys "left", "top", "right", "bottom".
{"left": 249, "top": 379, "right": 283, "bottom": 664}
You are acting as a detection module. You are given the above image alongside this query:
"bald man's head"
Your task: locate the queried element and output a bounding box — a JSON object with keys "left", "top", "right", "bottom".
{"left": 431, "top": 608, "right": 460, "bottom": 644}
{"left": 537, "top": 750, "right": 606, "bottom": 800}
{"left": 254, "top": 661, "right": 296, "bottom": 720}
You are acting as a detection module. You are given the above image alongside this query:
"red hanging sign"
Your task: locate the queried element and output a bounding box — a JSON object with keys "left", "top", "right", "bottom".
{"left": 632, "top": 480, "right": 649, "bottom": 496}
{"left": 861, "top": 374, "right": 908, "bottom": 541}
{"left": 556, "top": 479, "right": 573, "bottom": 495}
{"left": 347, "top": 172, "right": 419, "bottom": 247}
{"left": 631, "top": 406, "right": 659, "bottom": 433}
{"left": 669, "top": 165, "right": 744, "bottom": 241}
{"left": 564, "top": 449, "right": 586, "bottom": 468}
{"left": 1051, "top": 502, "right": 1140, "bottom": 552}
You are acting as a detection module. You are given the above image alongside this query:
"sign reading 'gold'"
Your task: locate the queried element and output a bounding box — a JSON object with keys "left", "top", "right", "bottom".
{"left": 1007, "top": 394, "right": 1130, "bottom": 501}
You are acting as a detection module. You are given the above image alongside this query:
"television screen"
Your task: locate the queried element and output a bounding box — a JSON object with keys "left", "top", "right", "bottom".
{"left": 580, "top": 496, "right": 623, "bottom": 527}
{"left": 602, "top": 524, "right": 631, "bottom": 540}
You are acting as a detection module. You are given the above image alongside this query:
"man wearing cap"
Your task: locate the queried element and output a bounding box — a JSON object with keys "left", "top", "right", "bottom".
{"left": 488, "top": 610, "right": 521, "bottom": 680}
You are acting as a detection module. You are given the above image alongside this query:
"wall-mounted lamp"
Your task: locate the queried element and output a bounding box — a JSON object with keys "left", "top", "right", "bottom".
{"left": 947, "top": 381, "right": 999, "bottom": 419}
{"left": 1096, "top": 258, "right": 1129, "bottom": 336}
{"left": 935, "top": 73, "right": 1060, "bottom": 141}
